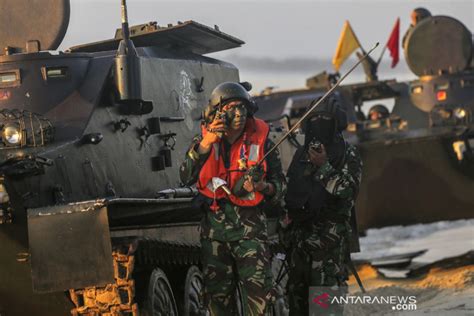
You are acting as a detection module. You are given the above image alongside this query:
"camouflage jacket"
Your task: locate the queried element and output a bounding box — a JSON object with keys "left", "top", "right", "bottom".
{"left": 180, "top": 134, "right": 286, "bottom": 242}
{"left": 284, "top": 143, "right": 362, "bottom": 252}
{"left": 313, "top": 143, "right": 362, "bottom": 215}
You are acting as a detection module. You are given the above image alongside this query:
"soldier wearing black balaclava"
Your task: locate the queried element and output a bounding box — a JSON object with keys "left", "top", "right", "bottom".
{"left": 282, "top": 96, "right": 362, "bottom": 316}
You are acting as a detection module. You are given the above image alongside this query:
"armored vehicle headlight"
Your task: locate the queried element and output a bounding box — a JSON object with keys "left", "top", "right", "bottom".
{"left": 453, "top": 108, "right": 467, "bottom": 119}
{"left": 0, "top": 182, "right": 9, "bottom": 204}
{"left": 3, "top": 125, "right": 22, "bottom": 145}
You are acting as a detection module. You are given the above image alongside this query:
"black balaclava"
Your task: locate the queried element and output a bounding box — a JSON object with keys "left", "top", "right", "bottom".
{"left": 303, "top": 95, "right": 347, "bottom": 145}
{"left": 304, "top": 115, "right": 336, "bottom": 146}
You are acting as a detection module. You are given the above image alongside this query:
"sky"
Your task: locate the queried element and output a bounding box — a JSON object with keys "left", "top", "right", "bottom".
{"left": 60, "top": 0, "right": 473, "bottom": 91}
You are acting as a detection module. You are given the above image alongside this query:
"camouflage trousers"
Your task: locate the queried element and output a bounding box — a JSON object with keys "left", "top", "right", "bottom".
{"left": 201, "top": 237, "right": 272, "bottom": 316}
{"left": 286, "top": 226, "right": 348, "bottom": 316}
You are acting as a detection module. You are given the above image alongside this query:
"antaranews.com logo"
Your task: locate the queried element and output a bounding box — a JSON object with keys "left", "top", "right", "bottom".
{"left": 310, "top": 286, "right": 417, "bottom": 314}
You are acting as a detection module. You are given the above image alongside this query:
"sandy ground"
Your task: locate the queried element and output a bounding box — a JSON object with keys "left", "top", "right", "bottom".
{"left": 344, "top": 265, "right": 474, "bottom": 315}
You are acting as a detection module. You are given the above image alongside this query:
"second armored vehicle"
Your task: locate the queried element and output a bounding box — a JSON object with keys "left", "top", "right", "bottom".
{"left": 254, "top": 12, "right": 474, "bottom": 230}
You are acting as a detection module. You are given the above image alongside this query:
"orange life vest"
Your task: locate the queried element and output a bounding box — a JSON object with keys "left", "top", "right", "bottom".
{"left": 197, "top": 118, "right": 269, "bottom": 207}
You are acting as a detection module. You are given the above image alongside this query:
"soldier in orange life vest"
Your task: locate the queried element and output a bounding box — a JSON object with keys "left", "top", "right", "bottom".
{"left": 180, "top": 82, "right": 285, "bottom": 315}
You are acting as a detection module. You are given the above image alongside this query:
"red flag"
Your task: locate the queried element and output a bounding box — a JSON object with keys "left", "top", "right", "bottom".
{"left": 386, "top": 18, "right": 400, "bottom": 68}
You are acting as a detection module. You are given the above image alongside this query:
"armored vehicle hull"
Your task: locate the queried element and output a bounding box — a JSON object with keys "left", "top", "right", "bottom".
{"left": 356, "top": 129, "right": 474, "bottom": 230}
{"left": 0, "top": 1, "right": 283, "bottom": 314}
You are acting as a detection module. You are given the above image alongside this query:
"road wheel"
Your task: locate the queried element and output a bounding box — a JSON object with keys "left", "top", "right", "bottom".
{"left": 146, "top": 268, "right": 178, "bottom": 316}
{"left": 183, "top": 265, "right": 204, "bottom": 316}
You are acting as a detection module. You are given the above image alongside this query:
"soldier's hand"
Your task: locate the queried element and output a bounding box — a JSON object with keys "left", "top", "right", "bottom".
{"left": 205, "top": 117, "right": 227, "bottom": 141}
{"left": 199, "top": 118, "right": 227, "bottom": 154}
{"left": 308, "top": 144, "right": 327, "bottom": 167}
{"left": 242, "top": 175, "right": 255, "bottom": 192}
{"left": 243, "top": 178, "right": 275, "bottom": 196}
{"left": 280, "top": 212, "right": 292, "bottom": 228}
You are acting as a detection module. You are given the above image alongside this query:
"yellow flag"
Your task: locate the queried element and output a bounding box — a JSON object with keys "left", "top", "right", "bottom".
{"left": 332, "top": 21, "right": 361, "bottom": 71}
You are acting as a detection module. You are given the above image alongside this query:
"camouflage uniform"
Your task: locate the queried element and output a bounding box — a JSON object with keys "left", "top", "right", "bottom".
{"left": 284, "top": 144, "right": 362, "bottom": 316}
{"left": 180, "top": 135, "right": 285, "bottom": 316}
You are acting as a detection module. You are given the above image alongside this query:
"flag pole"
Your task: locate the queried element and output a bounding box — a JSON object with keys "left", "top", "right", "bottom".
{"left": 351, "top": 23, "right": 367, "bottom": 55}
{"left": 376, "top": 45, "right": 387, "bottom": 66}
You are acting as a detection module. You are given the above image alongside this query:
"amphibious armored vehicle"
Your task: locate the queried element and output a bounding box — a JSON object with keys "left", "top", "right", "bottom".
{"left": 0, "top": 1, "right": 271, "bottom": 315}
{"left": 255, "top": 13, "right": 474, "bottom": 231}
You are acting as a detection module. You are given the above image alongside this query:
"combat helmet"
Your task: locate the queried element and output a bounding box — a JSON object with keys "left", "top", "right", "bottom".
{"left": 203, "top": 82, "right": 257, "bottom": 124}
{"left": 368, "top": 104, "right": 390, "bottom": 120}
{"left": 411, "top": 7, "right": 431, "bottom": 24}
